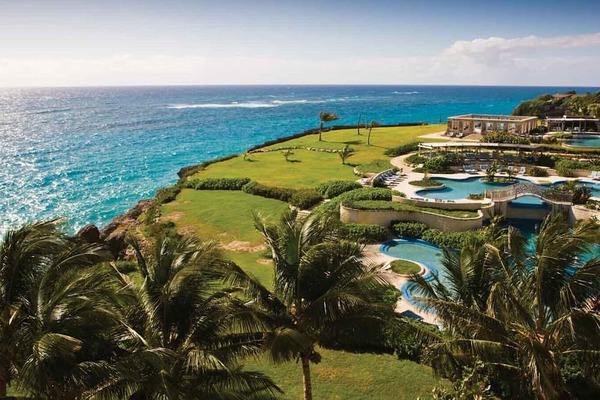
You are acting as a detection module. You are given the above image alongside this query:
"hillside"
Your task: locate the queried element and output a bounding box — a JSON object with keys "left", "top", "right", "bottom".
{"left": 512, "top": 91, "right": 600, "bottom": 118}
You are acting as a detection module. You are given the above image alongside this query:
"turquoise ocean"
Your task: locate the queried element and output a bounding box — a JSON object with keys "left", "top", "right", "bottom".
{"left": 2, "top": 85, "right": 599, "bottom": 235}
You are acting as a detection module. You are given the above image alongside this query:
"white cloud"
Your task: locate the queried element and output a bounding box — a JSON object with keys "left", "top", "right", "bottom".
{"left": 1, "top": 32, "right": 599, "bottom": 87}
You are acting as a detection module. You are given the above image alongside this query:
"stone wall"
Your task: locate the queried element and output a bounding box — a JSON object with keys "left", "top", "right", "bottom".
{"left": 340, "top": 205, "right": 483, "bottom": 232}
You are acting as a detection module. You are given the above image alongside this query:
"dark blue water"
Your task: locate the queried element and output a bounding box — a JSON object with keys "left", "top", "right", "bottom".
{"left": 2, "top": 85, "right": 599, "bottom": 234}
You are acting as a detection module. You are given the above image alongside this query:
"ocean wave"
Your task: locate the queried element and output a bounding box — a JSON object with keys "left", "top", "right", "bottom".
{"left": 392, "top": 91, "right": 419, "bottom": 95}
{"left": 168, "top": 102, "right": 278, "bottom": 109}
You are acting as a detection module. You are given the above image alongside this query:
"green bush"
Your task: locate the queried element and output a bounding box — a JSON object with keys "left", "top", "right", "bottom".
{"left": 289, "top": 189, "right": 323, "bottom": 209}
{"left": 405, "top": 154, "right": 428, "bottom": 165}
{"left": 186, "top": 177, "right": 251, "bottom": 190}
{"left": 421, "top": 154, "right": 463, "bottom": 173}
{"left": 155, "top": 185, "right": 181, "bottom": 204}
{"left": 312, "top": 188, "right": 394, "bottom": 219}
{"left": 528, "top": 166, "right": 548, "bottom": 177}
{"left": 554, "top": 132, "right": 574, "bottom": 139}
{"left": 241, "top": 181, "right": 295, "bottom": 202}
{"left": 316, "top": 180, "right": 362, "bottom": 199}
{"left": 392, "top": 222, "right": 429, "bottom": 238}
{"left": 339, "top": 223, "right": 389, "bottom": 243}
{"left": 384, "top": 142, "right": 419, "bottom": 157}
{"left": 555, "top": 159, "right": 600, "bottom": 177}
{"left": 482, "top": 131, "right": 530, "bottom": 144}
{"left": 421, "top": 229, "right": 487, "bottom": 249}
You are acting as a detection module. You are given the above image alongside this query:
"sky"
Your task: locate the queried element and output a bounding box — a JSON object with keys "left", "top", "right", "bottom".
{"left": 1, "top": 0, "right": 600, "bottom": 87}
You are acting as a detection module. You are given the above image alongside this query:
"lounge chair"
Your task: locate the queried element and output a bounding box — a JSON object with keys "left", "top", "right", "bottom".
{"left": 518, "top": 166, "right": 527, "bottom": 175}
{"left": 480, "top": 164, "right": 489, "bottom": 171}
{"left": 456, "top": 132, "right": 464, "bottom": 138}
{"left": 448, "top": 132, "right": 455, "bottom": 137}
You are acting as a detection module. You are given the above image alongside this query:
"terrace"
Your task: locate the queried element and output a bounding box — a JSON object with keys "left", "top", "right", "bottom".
{"left": 446, "top": 114, "right": 538, "bottom": 137}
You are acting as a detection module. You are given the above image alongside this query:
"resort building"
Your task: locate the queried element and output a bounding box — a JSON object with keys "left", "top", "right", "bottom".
{"left": 546, "top": 116, "right": 600, "bottom": 133}
{"left": 446, "top": 114, "right": 538, "bottom": 137}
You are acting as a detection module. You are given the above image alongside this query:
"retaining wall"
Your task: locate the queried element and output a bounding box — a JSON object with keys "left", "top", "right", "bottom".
{"left": 340, "top": 204, "right": 483, "bottom": 231}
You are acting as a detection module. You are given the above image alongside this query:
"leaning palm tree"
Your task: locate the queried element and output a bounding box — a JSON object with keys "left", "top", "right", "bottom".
{"left": 318, "top": 112, "right": 339, "bottom": 141}
{"left": 247, "top": 210, "right": 398, "bottom": 400}
{"left": 412, "top": 215, "right": 600, "bottom": 399}
{"left": 94, "top": 235, "right": 280, "bottom": 400}
{"left": 367, "top": 120, "right": 380, "bottom": 145}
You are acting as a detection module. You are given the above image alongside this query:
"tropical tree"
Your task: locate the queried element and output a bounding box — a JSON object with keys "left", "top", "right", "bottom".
{"left": 338, "top": 145, "right": 355, "bottom": 165}
{"left": 248, "top": 210, "right": 398, "bottom": 400}
{"left": 411, "top": 215, "right": 600, "bottom": 399}
{"left": 318, "top": 112, "right": 339, "bottom": 141}
{"left": 94, "top": 235, "right": 280, "bottom": 400}
{"left": 0, "top": 220, "right": 63, "bottom": 397}
{"left": 356, "top": 113, "right": 363, "bottom": 135}
{"left": 367, "top": 120, "right": 380, "bottom": 145}
{"left": 282, "top": 149, "right": 294, "bottom": 162}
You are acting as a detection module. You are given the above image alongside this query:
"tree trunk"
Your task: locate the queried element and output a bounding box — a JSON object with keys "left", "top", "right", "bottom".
{"left": 0, "top": 368, "right": 7, "bottom": 398}
{"left": 301, "top": 355, "right": 313, "bottom": 400}
{"left": 357, "top": 113, "right": 362, "bottom": 135}
{"left": 318, "top": 122, "right": 323, "bottom": 141}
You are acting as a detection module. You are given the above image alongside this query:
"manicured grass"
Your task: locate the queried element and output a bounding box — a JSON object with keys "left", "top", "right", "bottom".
{"left": 355, "top": 159, "right": 394, "bottom": 174}
{"left": 246, "top": 347, "right": 447, "bottom": 400}
{"left": 224, "top": 250, "right": 274, "bottom": 288}
{"left": 161, "top": 189, "right": 289, "bottom": 245}
{"left": 192, "top": 125, "right": 445, "bottom": 188}
{"left": 348, "top": 200, "right": 480, "bottom": 218}
{"left": 390, "top": 259, "right": 421, "bottom": 275}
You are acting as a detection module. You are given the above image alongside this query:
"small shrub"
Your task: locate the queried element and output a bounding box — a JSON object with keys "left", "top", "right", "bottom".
{"left": 482, "top": 131, "right": 529, "bottom": 144}
{"left": 384, "top": 142, "right": 419, "bottom": 157}
{"left": 554, "top": 132, "right": 574, "bottom": 139}
{"left": 186, "top": 177, "right": 251, "bottom": 190}
{"left": 316, "top": 180, "right": 362, "bottom": 199}
{"left": 528, "top": 166, "right": 548, "bottom": 177}
{"left": 155, "top": 185, "right": 181, "bottom": 204}
{"left": 339, "top": 223, "right": 389, "bottom": 243}
{"left": 421, "top": 153, "right": 463, "bottom": 173}
{"left": 467, "top": 193, "right": 485, "bottom": 200}
{"left": 289, "top": 189, "right": 323, "bottom": 209}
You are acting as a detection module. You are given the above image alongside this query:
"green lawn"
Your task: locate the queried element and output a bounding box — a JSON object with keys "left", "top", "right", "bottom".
{"left": 192, "top": 125, "right": 444, "bottom": 188}
{"left": 390, "top": 259, "right": 422, "bottom": 275}
{"left": 246, "top": 347, "right": 446, "bottom": 400}
{"left": 161, "top": 189, "right": 290, "bottom": 245}
{"left": 158, "top": 125, "right": 451, "bottom": 399}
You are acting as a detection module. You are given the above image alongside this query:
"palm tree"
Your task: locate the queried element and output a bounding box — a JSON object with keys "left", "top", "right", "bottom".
{"left": 367, "top": 120, "right": 380, "bottom": 146}
{"left": 248, "top": 210, "right": 398, "bottom": 400}
{"left": 412, "top": 215, "right": 600, "bottom": 399}
{"left": 318, "top": 112, "right": 339, "bottom": 141}
{"left": 94, "top": 236, "right": 280, "bottom": 400}
{"left": 0, "top": 219, "right": 84, "bottom": 397}
{"left": 356, "top": 113, "right": 363, "bottom": 135}
{"left": 338, "top": 145, "right": 355, "bottom": 165}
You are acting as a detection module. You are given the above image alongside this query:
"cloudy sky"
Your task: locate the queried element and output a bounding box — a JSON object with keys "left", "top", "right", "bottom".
{"left": 1, "top": 0, "right": 600, "bottom": 87}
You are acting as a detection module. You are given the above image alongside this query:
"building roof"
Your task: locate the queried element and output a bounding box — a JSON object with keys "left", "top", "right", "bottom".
{"left": 546, "top": 116, "right": 600, "bottom": 122}
{"left": 448, "top": 114, "right": 538, "bottom": 122}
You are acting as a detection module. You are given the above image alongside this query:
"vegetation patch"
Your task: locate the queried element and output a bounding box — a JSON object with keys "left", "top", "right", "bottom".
{"left": 355, "top": 159, "right": 393, "bottom": 174}
{"left": 390, "top": 259, "right": 421, "bottom": 275}
{"left": 316, "top": 180, "right": 363, "bottom": 199}
{"left": 349, "top": 200, "right": 479, "bottom": 219}
{"left": 528, "top": 166, "right": 549, "bottom": 177}
{"left": 409, "top": 178, "right": 443, "bottom": 187}
{"left": 338, "top": 223, "right": 389, "bottom": 243}
{"left": 384, "top": 142, "right": 419, "bottom": 157}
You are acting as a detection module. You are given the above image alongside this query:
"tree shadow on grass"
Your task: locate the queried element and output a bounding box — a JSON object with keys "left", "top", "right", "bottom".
{"left": 342, "top": 140, "right": 362, "bottom": 145}
{"left": 286, "top": 159, "right": 302, "bottom": 163}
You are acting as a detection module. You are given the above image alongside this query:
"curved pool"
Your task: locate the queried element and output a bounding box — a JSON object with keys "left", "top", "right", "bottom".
{"left": 416, "top": 177, "right": 517, "bottom": 200}
{"left": 380, "top": 239, "right": 445, "bottom": 307}
{"left": 565, "top": 135, "right": 600, "bottom": 148}
{"left": 417, "top": 177, "right": 600, "bottom": 200}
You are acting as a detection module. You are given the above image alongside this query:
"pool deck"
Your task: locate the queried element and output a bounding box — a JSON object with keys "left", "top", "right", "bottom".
{"left": 363, "top": 244, "right": 438, "bottom": 325}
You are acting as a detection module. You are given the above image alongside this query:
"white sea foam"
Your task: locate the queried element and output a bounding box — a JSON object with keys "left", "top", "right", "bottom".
{"left": 392, "top": 91, "right": 419, "bottom": 95}
{"left": 168, "top": 102, "right": 278, "bottom": 109}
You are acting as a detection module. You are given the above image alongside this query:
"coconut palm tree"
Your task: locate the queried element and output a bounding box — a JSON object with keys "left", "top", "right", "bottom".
{"left": 248, "top": 210, "right": 398, "bottom": 400}
{"left": 93, "top": 236, "right": 280, "bottom": 400}
{"left": 0, "top": 219, "right": 104, "bottom": 397}
{"left": 318, "top": 112, "right": 339, "bottom": 141}
{"left": 412, "top": 215, "right": 600, "bottom": 399}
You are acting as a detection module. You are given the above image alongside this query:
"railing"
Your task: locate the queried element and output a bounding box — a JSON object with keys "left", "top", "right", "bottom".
{"left": 485, "top": 181, "right": 573, "bottom": 204}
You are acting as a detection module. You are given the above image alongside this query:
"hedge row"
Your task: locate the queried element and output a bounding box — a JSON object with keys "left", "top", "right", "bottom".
{"left": 143, "top": 185, "right": 182, "bottom": 225}
{"left": 391, "top": 221, "right": 489, "bottom": 248}
{"left": 241, "top": 181, "right": 323, "bottom": 209}
{"left": 384, "top": 143, "right": 419, "bottom": 157}
{"left": 316, "top": 180, "right": 363, "bottom": 199}
{"left": 177, "top": 154, "right": 239, "bottom": 179}
{"left": 338, "top": 223, "right": 389, "bottom": 243}
{"left": 185, "top": 177, "right": 251, "bottom": 191}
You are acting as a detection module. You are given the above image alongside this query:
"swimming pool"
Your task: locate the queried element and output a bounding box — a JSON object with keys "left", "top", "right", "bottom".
{"left": 380, "top": 239, "right": 445, "bottom": 307}
{"left": 564, "top": 135, "right": 600, "bottom": 148}
{"left": 380, "top": 234, "right": 600, "bottom": 309}
{"left": 416, "top": 177, "right": 515, "bottom": 200}
{"left": 416, "top": 177, "right": 600, "bottom": 200}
